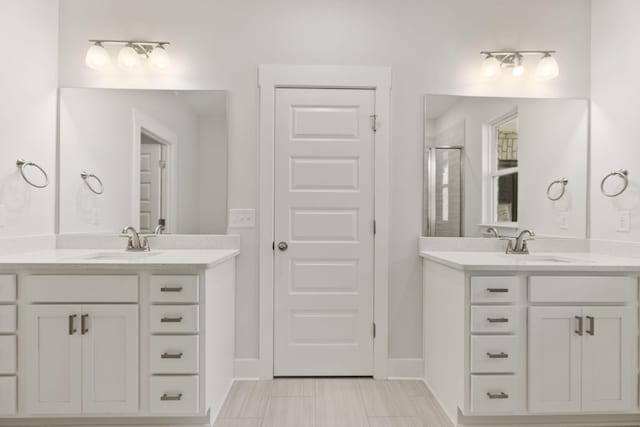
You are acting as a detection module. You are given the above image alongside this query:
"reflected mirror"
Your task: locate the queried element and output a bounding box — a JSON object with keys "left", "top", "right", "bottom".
{"left": 423, "top": 95, "right": 589, "bottom": 238}
{"left": 59, "top": 88, "right": 228, "bottom": 234}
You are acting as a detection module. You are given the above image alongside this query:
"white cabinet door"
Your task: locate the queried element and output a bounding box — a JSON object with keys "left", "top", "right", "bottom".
{"left": 26, "top": 305, "right": 82, "bottom": 415}
{"left": 528, "top": 307, "right": 582, "bottom": 413}
{"left": 581, "top": 306, "right": 637, "bottom": 412}
{"left": 81, "top": 305, "right": 139, "bottom": 414}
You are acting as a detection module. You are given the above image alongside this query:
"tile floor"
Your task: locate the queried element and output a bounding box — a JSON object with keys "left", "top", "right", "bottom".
{"left": 214, "top": 378, "right": 452, "bottom": 427}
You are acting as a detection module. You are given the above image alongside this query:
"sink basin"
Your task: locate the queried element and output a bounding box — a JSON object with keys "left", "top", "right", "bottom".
{"left": 84, "top": 251, "right": 161, "bottom": 261}
{"left": 499, "top": 255, "right": 588, "bottom": 264}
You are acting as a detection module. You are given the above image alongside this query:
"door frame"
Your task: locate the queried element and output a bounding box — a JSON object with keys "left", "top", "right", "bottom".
{"left": 258, "top": 65, "right": 392, "bottom": 379}
{"left": 132, "top": 109, "right": 178, "bottom": 233}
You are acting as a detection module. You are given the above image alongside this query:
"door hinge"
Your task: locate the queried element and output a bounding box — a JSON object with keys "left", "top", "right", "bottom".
{"left": 159, "top": 160, "right": 167, "bottom": 169}
{"left": 373, "top": 322, "right": 377, "bottom": 339}
{"left": 369, "top": 114, "right": 378, "bottom": 132}
{"left": 373, "top": 220, "right": 377, "bottom": 235}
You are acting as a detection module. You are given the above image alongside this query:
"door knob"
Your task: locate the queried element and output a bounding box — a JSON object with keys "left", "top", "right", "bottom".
{"left": 277, "top": 241, "right": 288, "bottom": 251}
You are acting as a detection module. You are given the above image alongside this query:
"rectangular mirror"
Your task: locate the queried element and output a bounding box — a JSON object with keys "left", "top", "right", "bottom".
{"left": 423, "top": 95, "right": 589, "bottom": 238}
{"left": 59, "top": 88, "right": 228, "bottom": 234}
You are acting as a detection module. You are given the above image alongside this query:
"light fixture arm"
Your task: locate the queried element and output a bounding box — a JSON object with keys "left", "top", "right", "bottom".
{"left": 89, "top": 39, "right": 170, "bottom": 57}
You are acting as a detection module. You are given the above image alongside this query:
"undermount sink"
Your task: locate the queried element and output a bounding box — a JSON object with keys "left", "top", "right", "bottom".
{"left": 499, "top": 254, "right": 588, "bottom": 264}
{"left": 84, "top": 251, "right": 161, "bottom": 260}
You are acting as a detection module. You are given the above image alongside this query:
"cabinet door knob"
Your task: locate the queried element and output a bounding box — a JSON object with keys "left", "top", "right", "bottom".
{"left": 68, "top": 314, "right": 77, "bottom": 335}
{"left": 487, "top": 392, "right": 509, "bottom": 399}
{"left": 586, "top": 315, "right": 595, "bottom": 336}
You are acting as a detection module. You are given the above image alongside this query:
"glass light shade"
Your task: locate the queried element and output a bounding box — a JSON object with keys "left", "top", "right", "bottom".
{"left": 149, "top": 45, "right": 171, "bottom": 71}
{"left": 511, "top": 64, "right": 525, "bottom": 77}
{"left": 536, "top": 54, "right": 559, "bottom": 80}
{"left": 481, "top": 55, "right": 501, "bottom": 77}
{"left": 117, "top": 45, "right": 141, "bottom": 70}
{"left": 85, "top": 43, "right": 111, "bottom": 70}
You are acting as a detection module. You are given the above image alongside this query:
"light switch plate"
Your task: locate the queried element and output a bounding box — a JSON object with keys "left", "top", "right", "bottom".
{"left": 616, "top": 211, "right": 630, "bottom": 232}
{"left": 229, "top": 209, "right": 256, "bottom": 228}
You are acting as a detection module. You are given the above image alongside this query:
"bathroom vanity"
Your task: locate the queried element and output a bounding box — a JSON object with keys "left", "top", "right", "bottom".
{"left": 0, "top": 248, "right": 238, "bottom": 426}
{"left": 421, "top": 249, "right": 640, "bottom": 427}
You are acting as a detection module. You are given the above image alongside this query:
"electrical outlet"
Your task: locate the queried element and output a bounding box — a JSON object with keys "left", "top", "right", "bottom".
{"left": 229, "top": 209, "right": 256, "bottom": 228}
{"left": 558, "top": 212, "right": 568, "bottom": 230}
{"left": 616, "top": 211, "right": 630, "bottom": 232}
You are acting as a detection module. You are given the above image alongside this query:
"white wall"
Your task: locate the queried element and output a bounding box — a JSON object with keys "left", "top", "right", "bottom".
{"left": 57, "top": 0, "right": 591, "bottom": 360}
{"left": 0, "top": 0, "right": 58, "bottom": 237}
{"left": 431, "top": 97, "right": 588, "bottom": 238}
{"left": 591, "top": 0, "right": 640, "bottom": 241}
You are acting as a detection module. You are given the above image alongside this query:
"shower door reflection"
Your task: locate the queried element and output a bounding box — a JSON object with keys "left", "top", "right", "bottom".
{"left": 424, "top": 147, "right": 463, "bottom": 237}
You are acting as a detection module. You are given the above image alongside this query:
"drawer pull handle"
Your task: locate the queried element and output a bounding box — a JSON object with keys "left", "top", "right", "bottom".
{"left": 161, "top": 352, "right": 184, "bottom": 359}
{"left": 81, "top": 314, "right": 89, "bottom": 334}
{"left": 486, "top": 352, "right": 509, "bottom": 359}
{"left": 487, "top": 392, "right": 509, "bottom": 400}
{"left": 586, "top": 315, "right": 595, "bottom": 336}
{"left": 161, "top": 286, "right": 183, "bottom": 292}
{"left": 486, "top": 288, "right": 509, "bottom": 293}
{"left": 575, "top": 316, "right": 583, "bottom": 336}
{"left": 487, "top": 317, "right": 509, "bottom": 323}
{"left": 161, "top": 316, "right": 183, "bottom": 323}
{"left": 68, "top": 314, "right": 77, "bottom": 335}
{"left": 160, "top": 393, "right": 183, "bottom": 401}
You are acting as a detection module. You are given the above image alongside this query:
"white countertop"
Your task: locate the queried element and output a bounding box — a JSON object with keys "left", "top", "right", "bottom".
{"left": 0, "top": 248, "right": 240, "bottom": 268}
{"left": 420, "top": 251, "right": 640, "bottom": 272}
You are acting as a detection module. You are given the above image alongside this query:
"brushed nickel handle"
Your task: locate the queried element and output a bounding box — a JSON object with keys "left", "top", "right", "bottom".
{"left": 487, "top": 392, "right": 509, "bottom": 399}
{"left": 161, "top": 352, "right": 184, "bottom": 359}
{"left": 161, "top": 286, "right": 183, "bottom": 292}
{"left": 160, "top": 316, "right": 183, "bottom": 323}
{"left": 486, "top": 352, "right": 509, "bottom": 359}
{"left": 161, "top": 393, "right": 183, "bottom": 401}
{"left": 586, "top": 315, "right": 595, "bottom": 336}
{"left": 575, "top": 316, "right": 583, "bottom": 336}
{"left": 486, "top": 288, "right": 509, "bottom": 293}
{"left": 277, "top": 241, "right": 288, "bottom": 251}
{"left": 81, "top": 314, "right": 89, "bottom": 334}
{"left": 487, "top": 317, "right": 509, "bottom": 323}
{"left": 68, "top": 314, "right": 77, "bottom": 335}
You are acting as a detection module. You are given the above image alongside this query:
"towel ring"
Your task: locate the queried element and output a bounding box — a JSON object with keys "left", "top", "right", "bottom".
{"left": 601, "top": 169, "right": 629, "bottom": 197}
{"left": 81, "top": 171, "right": 104, "bottom": 195}
{"left": 547, "top": 178, "right": 568, "bottom": 201}
{"left": 16, "top": 159, "right": 49, "bottom": 189}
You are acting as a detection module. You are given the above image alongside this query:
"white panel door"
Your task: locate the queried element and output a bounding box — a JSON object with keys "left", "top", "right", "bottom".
{"left": 140, "top": 140, "right": 162, "bottom": 233}
{"left": 528, "top": 307, "right": 582, "bottom": 413}
{"left": 82, "top": 305, "right": 139, "bottom": 414}
{"left": 581, "top": 306, "right": 636, "bottom": 412}
{"left": 26, "top": 305, "right": 82, "bottom": 415}
{"left": 274, "top": 88, "right": 375, "bottom": 376}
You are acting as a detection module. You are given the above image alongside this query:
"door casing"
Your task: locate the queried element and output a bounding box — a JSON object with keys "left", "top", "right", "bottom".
{"left": 258, "top": 65, "right": 392, "bottom": 379}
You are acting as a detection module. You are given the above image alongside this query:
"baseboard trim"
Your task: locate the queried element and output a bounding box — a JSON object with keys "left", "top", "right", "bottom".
{"left": 234, "top": 358, "right": 261, "bottom": 380}
{"left": 422, "top": 378, "right": 456, "bottom": 427}
{"left": 387, "top": 358, "right": 424, "bottom": 379}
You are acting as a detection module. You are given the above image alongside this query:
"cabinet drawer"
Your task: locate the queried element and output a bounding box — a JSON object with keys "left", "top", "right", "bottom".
{"left": 529, "top": 276, "right": 636, "bottom": 303}
{"left": 150, "top": 335, "right": 199, "bottom": 374}
{"left": 0, "top": 376, "right": 16, "bottom": 415}
{"left": 24, "top": 275, "right": 138, "bottom": 303}
{"left": 150, "top": 305, "right": 199, "bottom": 334}
{"left": 471, "top": 336, "right": 519, "bottom": 373}
{"left": 0, "top": 306, "right": 16, "bottom": 333}
{"left": 0, "top": 275, "right": 16, "bottom": 302}
{"left": 470, "top": 375, "right": 522, "bottom": 414}
{"left": 149, "top": 376, "right": 199, "bottom": 415}
{"left": 0, "top": 336, "right": 16, "bottom": 374}
{"left": 150, "top": 275, "right": 199, "bottom": 303}
{"left": 471, "top": 276, "right": 519, "bottom": 304}
{"left": 471, "top": 306, "right": 522, "bottom": 334}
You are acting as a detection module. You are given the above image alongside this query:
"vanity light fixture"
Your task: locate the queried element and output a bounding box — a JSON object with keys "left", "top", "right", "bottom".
{"left": 480, "top": 50, "right": 559, "bottom": 80}
{"left": 85, "top": 40, "right": 171, "bottom": 71}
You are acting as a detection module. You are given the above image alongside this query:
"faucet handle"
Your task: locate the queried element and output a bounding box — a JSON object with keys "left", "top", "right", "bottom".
{"left": 141, "top": 236, "right": 151, "bottom": 252}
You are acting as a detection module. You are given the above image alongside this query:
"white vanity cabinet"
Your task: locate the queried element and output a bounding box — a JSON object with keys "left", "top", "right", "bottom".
{"left": 0, "top": 250, "right": 238, "bottom": 426}
{"left": 422, "top": 255, "right": 640, "bottom": 427}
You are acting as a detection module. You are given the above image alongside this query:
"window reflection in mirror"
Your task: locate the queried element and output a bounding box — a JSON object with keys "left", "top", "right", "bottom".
{"left": 491, "top": 114, "right": 519, "bottom": 224}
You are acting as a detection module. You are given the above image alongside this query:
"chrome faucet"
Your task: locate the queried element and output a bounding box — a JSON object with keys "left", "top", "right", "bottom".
{"left": 504, "top": 229, "right": 535, "bottom": 254}
{"left": 122, "top": 226, "right": 150, "bottom": 251}
{"left": 486, "top": 227, "right": 500, "bottom": 238}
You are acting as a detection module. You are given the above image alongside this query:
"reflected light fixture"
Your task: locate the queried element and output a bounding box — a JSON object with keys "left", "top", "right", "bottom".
{"left": 480, "top": 50, "right": 559, "bottom": 80}
{"left": 85, "top": 40, "right": 171, "bottom": 71}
